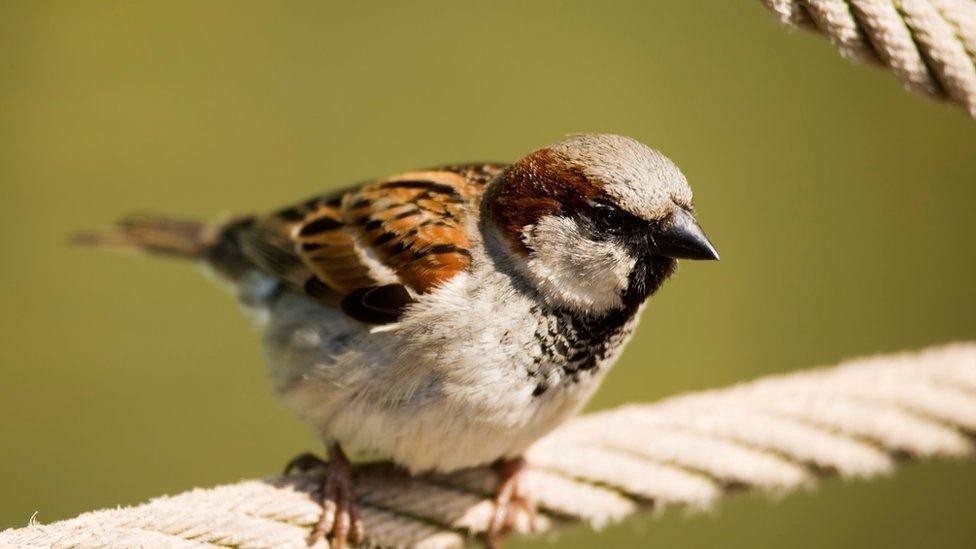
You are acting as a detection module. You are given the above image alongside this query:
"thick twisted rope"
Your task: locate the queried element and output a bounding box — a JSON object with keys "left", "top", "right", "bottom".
{"left": 3, "top": 342, "right": 974, "bottom": 548}
{"left": 761, "top": 0, "right": 976, "bottom": 117}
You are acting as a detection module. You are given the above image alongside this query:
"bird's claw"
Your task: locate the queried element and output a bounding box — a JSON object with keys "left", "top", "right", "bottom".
{"left": 486, "top": 457, "right": 537, "bottom": 549}
{"left": 283, "top": 452, "right": 329, "bottom": 476}
{"left": 286, "top": 447, "right": 364, "bottom": 548}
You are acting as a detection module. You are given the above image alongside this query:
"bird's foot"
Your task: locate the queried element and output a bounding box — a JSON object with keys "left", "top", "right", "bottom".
{"left": 285, "top": 445, "right": 364, "bottom": 549}
{"left": 486, "top": 457, "right": 537, "bottom": 549}
{"left": 283, "top": 451, "right": 329, "bottom": 476}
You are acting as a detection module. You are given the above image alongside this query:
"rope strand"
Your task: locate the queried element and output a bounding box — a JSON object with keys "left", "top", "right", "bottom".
{"left": 761, "top": 0, "right": 976, "bottom": 116}
{"left": 2, "top": 342, "right": 974, "bottom": 548}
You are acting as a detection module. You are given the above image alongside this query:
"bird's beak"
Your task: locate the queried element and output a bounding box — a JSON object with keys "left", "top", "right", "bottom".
{"left": 650, "top": 208, "right": 720, "bottom": 260}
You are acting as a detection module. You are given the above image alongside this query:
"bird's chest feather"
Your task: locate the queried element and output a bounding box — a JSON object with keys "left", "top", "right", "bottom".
{"left": 262, "top": 267, "right": 642, "bottom": 472}
{"left": 526, "top": 305, "right": 641, "bottom": 397}
{"left": 387, "top": 269, "right": 642, "bottom": 418}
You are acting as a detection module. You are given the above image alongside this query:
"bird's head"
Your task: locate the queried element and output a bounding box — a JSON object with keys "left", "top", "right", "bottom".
{"left": 486, "top": 133, "right": 718, "bottom": 315}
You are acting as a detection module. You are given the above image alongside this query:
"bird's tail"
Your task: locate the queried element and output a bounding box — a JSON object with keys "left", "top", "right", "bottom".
{"left": 72, "top": 215, "right": 219, "bottom": 258}
{"left": 72, "top": 214, "right": 256, "bottom": 279}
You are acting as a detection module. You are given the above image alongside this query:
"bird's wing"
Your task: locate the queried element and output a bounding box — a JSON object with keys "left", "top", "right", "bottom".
{"left": 238, "top": 163, "right": 506, "bottom": 324}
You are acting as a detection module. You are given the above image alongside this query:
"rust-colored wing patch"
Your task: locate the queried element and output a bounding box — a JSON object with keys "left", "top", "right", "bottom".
{"left": 237, "top": 164, "right": 503, "bottom": 323}
{"left": 292, "top": 196, "right": 381, "bottom": 295}
{"left": 346, "top": 170, "right": 476, "bottom": 293}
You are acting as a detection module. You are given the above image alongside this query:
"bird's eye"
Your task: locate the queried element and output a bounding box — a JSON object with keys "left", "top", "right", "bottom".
{"left": 587, "top": 200, "right": 626, "bottom": 230}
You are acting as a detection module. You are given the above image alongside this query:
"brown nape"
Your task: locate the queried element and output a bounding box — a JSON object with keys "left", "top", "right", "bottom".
{"left": 489, "top": 148, "right": 609, "bottom": 254}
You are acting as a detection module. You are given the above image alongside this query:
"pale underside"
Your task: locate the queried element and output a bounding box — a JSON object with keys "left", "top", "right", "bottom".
{"left": 235, "top": 164, "right": 638, "bottom": 472}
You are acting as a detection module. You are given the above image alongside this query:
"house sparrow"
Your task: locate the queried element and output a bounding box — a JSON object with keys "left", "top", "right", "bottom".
{"left": 78, "top": 134, "right": 719, "bottom": 548}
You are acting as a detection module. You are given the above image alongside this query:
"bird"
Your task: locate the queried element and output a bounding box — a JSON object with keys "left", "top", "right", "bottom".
{"left": 76, "top": 133, "right": 719, "bottom": 548}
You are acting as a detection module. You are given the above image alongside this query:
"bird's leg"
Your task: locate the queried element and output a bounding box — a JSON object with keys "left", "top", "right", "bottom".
{"left": 485, "top": 457, "right": 537, "bottom": 549}
{"left": 286, "top": 444, "right": 364, "bottom": 549}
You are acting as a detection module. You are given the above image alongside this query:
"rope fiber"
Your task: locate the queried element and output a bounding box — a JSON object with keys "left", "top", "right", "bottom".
{"left": 760, "top": 0, "right": 976, "bottom": 117}
{"left": 3, "top": 4, "right": 975, "bottom": 547}
{"left": 3, "top": 342, "right": 974, "bottom": 548}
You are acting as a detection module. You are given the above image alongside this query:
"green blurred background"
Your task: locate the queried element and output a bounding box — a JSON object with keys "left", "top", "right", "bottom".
{"left": 2, "top": 1, "right": 975, "bottom": 547}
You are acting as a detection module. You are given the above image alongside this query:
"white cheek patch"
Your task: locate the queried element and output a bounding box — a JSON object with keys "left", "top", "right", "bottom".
{"left": 521, "top": 214, "right": 636, "bottom": 314}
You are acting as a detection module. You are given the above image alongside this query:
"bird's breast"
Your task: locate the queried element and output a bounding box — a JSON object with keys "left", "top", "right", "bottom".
{"left": 525, "top": 302, "right": 643, "bottom": 397}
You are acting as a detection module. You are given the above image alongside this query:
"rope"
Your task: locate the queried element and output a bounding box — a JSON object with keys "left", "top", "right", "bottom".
{"left": 761, "top": 0, "right": 976, "bottom": 117}
{"left": 3, "top": 342, "right": 974, "bottom": 548}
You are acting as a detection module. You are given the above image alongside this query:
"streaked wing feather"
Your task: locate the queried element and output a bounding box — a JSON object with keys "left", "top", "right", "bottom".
{"left": 341, "top": 284, "right": 414, "bottom": 324}
{"left": 237, "top": 223, "right": 312, "bottom": 291}
{"left": 237, "top": 164, "right": 505, "bottom": 323}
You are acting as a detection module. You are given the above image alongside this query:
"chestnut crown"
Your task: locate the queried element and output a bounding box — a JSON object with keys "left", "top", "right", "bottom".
{"left": 486, "top": 134, "right": 718, "bottom": 315}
